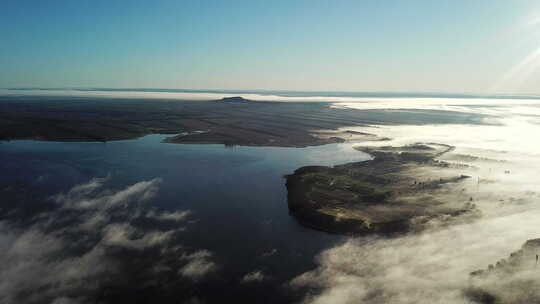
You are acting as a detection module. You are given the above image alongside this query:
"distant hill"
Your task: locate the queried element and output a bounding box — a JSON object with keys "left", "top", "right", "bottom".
{"left": 218, "top": 96, "right": 251, "bottom": 103}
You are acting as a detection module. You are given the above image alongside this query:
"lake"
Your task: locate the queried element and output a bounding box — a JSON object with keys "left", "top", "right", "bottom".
{"left": 0, "top": 135, "right": 370, "bottom": 302}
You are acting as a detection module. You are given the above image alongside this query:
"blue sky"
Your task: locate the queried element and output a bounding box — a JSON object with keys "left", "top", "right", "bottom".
{"left": 2, "top": 0, "right": 540, "bottom": 93}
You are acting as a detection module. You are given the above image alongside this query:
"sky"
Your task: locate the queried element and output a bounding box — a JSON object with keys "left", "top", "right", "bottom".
{"left": 2, "top": 0, "right": 540, "bottom": 93}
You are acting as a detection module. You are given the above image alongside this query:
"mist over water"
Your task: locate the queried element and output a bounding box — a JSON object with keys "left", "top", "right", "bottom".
{"left": 290, "top": 99, "right": 540, "bottom": 303}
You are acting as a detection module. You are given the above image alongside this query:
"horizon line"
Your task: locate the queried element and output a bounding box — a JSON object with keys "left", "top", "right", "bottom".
{"left": 3, "top": 87, "right": 540, "bottom": 100}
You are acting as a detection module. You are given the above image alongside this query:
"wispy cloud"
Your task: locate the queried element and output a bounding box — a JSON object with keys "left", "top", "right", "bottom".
{"left": 179, "top": 250, "right": 218, "bottom": 280}
{"left": 241, "top": 270, "right": 268, "bottom": 283}
{"left": 0, "top": 178, "right": 217, "bottom": 304}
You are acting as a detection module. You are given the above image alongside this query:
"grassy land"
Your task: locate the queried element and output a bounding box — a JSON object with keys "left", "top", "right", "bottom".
{"left": 286, "top": 144, "right": 478, "bottom": 235}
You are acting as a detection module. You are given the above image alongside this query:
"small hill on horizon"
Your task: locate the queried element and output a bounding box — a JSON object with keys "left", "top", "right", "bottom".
{"left": 218, "top": 96, "right": 251, "bottom": 103}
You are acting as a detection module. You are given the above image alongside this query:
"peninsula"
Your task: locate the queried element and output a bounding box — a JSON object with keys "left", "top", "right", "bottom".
{"left": 285, "top": 143, "right": 479, "bottom": 234}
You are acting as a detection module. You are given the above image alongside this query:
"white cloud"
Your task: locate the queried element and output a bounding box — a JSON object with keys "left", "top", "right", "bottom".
{"left": 241, "top": 270, "right": 267, "bottom": 283}
{"left": 150, "top": 210, "right": 192, "bottom": 222}
{"left": 100, "top": 223, "right": 174, "bottom": 249}
{"left": 179, "top": 250, "right": 217, "bottom": 280}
